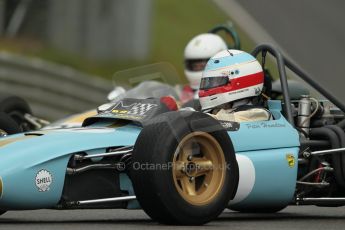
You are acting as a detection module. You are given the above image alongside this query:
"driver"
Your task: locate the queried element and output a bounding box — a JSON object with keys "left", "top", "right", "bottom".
{"left": 198, "top": 49, "right": 272, "bottom": 122}
{"left": 181, "top": 33, "right": 228, "bottom": 104}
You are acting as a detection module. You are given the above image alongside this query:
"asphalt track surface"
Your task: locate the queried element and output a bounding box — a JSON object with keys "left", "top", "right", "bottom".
{"left": 2, "top": 206, "right": 345, "bottom": 229}
{"left": 234, "top": 0, "right": 345, "bottom": 101}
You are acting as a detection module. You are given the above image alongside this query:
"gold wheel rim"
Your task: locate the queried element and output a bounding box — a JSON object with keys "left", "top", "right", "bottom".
{"left": 172, "top": 131, "right": 226, "bottom": 206}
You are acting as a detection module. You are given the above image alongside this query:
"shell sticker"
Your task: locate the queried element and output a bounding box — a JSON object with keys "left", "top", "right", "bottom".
{"left": 35, "top": 169, "right": 53, "bottom": 192}
{"left": 286, "top": 154, "right": 295, "bottom": 168}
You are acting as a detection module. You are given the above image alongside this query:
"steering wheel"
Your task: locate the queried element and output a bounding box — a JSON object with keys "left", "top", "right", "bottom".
{"left": 209, "top": 22, "right": 241, "bottom": 50}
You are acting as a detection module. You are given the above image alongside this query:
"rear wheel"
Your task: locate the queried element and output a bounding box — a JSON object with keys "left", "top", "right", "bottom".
{"left": 0, "top": 94, "right": 32, "bottom": 131}
{"left": 131, "top": 111, "right": 239, "bottom": 225}
{"left": 0, "top": 112, "right": 22, "bottom": 135}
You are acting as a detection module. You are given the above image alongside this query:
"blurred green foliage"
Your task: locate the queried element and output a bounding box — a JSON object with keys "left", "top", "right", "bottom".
{"left": 0, "top": 0, "right": 254, "bottom": 83}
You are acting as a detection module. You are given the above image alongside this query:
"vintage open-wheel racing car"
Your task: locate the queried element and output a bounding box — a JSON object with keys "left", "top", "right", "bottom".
{"left": 1, "top": 44, "right": 345, "bottom": 225}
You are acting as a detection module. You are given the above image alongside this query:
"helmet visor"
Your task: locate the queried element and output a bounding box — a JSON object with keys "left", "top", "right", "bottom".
{"left": 200, "top": 76, "right": 229, "bottom": 90}
{"left": 185, "top": 59, "right": 209, "bottom": 71}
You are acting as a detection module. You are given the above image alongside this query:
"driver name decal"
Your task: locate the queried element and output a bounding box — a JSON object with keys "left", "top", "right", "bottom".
{"left": 245, "top": 122, "right": 286, "bottom": 129}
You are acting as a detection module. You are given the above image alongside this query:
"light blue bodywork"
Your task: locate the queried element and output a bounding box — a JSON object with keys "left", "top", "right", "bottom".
{"left": 0, "top": 100, "right": 299, "bottom": 211}
{"left": 228, "top": 100, "right": 299, "bottom": 209}
{"left": 0, "top": 125, "right": 140, "bottom": 209}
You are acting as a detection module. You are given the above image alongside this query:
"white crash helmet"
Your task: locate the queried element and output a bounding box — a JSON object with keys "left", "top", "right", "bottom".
{"left": 199, "top": 49, "right": 264, "bottom": 110}
{"left": 184, "top": 33, "right": 227, "bottom": 90}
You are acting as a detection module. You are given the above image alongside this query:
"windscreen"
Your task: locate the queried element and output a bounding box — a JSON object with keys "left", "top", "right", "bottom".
{"left": 109, "top": 62, "right": 183, "bottom": 101}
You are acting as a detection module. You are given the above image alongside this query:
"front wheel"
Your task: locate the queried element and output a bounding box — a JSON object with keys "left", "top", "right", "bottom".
{"left": 131, "top": 111, "right": 239, "bottom": 225}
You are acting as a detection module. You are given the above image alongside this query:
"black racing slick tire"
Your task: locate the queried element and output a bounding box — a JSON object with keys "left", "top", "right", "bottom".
{"left": 0, "top": 94, "right": 32, "bottom": 131}
{"left": 131, "top": 111, "right": 239, "bottom": 225}
{"left": 0, "top": 94, "right": 31, "bottom": 114}
{"left": 0, "top": 112, "right": 22, "bottom": 135}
